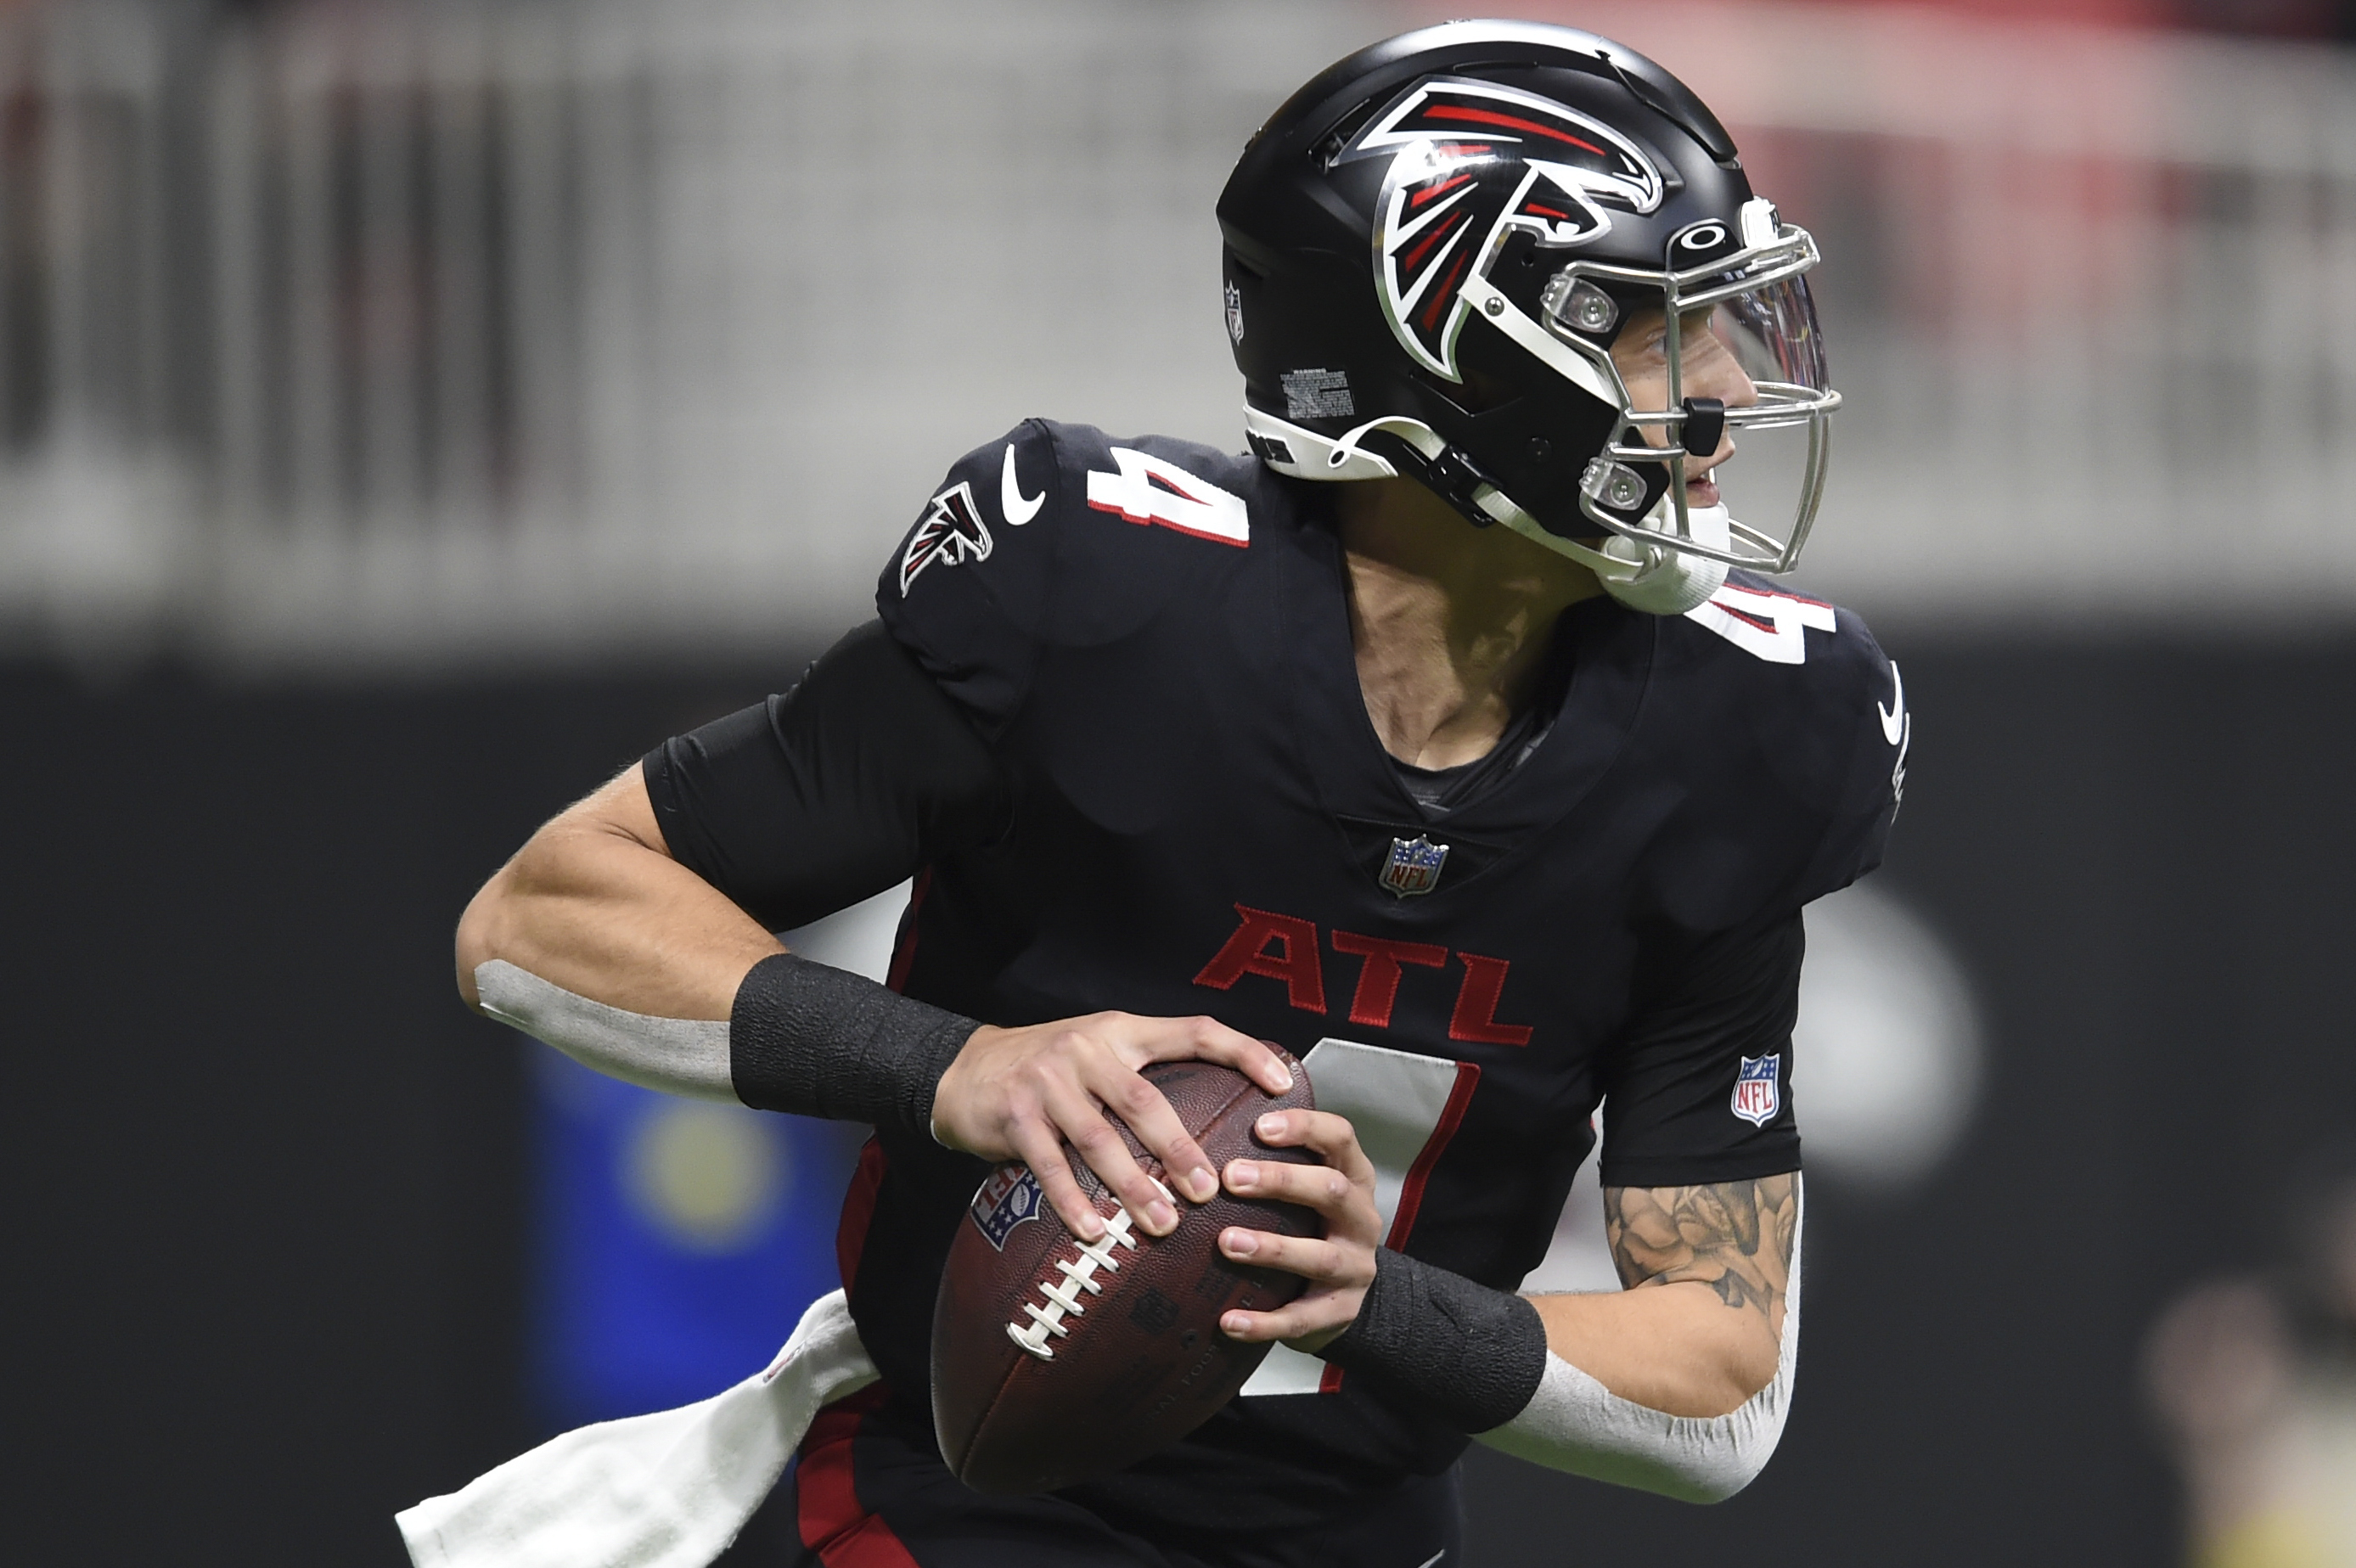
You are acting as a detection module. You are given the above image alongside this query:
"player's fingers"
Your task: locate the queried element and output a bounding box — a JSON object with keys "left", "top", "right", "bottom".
{"left": 1251, "top": 1110, "right": 1376, "bottom": 1191}
{"left": 1120, "top": 1013, "right": 1296, "bottom": 1099}
{"left": 1007, "top": 1120, "right": 1109, "bottom": 1245}
{"left": 1217, "top": 1291, "right": 1358, "bottom": 1346}
{"left": 1223, "top": 1154, "right": 1355, "bottom": 1211}
{"left": 1046, "top": 1082, "right": 1181, "bottom": 1238}
{"left": 1217, "top": 1227, "right": 1364, "bottom": 1286}
{"left": 1080, "top": 1059, "right": 1219, "bottom": 1206}
{"left": 1223, "top": 1153, "right": 1380, "bottom": 1246}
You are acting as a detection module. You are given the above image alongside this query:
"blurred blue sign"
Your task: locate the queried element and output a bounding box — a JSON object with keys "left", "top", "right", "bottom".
{"left": 529, "top": 1048, "right": 864, "bottom": 1427}
{"left": 526, "top": 886, "right": 909, "bottom": 1427}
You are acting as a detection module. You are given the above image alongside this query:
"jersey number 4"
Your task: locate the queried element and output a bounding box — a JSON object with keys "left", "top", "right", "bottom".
{"left": 1686, "top": 582, "right": 1835, "bottom": 665}
{"left": 1085, "top": 447, "right": 1251, "bottom": 547}
{"left": 1239, "top": 1037, "right": 1479, "bottom": 1397}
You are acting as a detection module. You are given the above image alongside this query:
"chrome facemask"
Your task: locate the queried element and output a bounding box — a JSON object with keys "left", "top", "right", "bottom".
{"left": 1540, "top": 198, "right": 1841, "bottom": 574}
{"left": 1239, "top": 197, "right": 1838, "bottom": 611}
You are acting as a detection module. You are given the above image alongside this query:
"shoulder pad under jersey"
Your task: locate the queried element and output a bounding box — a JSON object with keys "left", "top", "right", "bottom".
{"left": 1651, "top": 572, "right": 1911, "bottom": 913}
{"left": 875, "top": 419, "right": 1272, "bottom": 737}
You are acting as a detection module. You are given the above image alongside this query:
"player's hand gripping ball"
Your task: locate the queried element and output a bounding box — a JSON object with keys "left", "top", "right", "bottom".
{"left": 931, "top": 1050, "right": 1322, "bottom": 1494}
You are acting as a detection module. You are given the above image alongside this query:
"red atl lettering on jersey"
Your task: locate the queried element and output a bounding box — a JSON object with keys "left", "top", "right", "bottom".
{"left": 1329, "top": 930, "right": 1448, "bottom": 1029}
{"left": 1193, "top": 907, "right": 1536, "bottom": 1044}
{"left": 1447, "top": 953, "right": 1534, "bottom": 1046}
{"left": 1191, "top": 905, "right": 1327, "bottom": 1014}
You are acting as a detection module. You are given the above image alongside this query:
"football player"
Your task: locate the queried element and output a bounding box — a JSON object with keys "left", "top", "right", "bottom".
{"left": 453, "top": 20, "right": 1903, "bottom": 1568}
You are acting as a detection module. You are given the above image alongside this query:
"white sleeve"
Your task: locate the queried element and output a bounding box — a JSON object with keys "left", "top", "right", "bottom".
{"left": 473, "top": 958, "right": 737, "bottom": 1103}
{"left": 1476, "top": 1179, "right": 1803, "bottom": 1503}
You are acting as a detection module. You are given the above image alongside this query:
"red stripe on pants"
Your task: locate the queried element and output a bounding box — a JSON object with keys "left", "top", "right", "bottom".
{"left": 796, "top": 1388, "right": 919, "bottom": 1568}
{"left": 835, "top": 1138, "right": 888, "bottom": 1294}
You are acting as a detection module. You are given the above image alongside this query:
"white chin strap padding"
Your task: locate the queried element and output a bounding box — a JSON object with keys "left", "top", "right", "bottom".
{"left": 1582, "top": 514, "right": 1731, "bottom": 616}
{"left": 1484, "top": 490, "right": 1731, "bottom": 617}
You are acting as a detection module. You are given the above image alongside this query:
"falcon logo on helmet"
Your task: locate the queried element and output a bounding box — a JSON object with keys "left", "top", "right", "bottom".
{"left": 1345, "top": 78, "right": 1665, "bottom": 382}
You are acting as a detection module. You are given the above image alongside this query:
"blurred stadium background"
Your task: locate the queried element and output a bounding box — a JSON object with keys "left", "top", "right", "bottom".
{"left": 8, "top": 0, "right": 2356, "bottom": 1562}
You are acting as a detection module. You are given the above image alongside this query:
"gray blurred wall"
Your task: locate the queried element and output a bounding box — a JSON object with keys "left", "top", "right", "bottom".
{"left": 4, "top": 0, "right": 2355, "bottom": 665}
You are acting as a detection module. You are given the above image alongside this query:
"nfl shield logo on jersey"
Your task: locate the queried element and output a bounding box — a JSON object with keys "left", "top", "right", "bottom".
{"left": 1378, "top": 835, "right": 1449, "bottom": 897}
{"left": 970, "top": 1165, "right": 1043, "bottom": 1250}
{"left": 1729, "top": 1054, "right": 1782, "bottom": 1127}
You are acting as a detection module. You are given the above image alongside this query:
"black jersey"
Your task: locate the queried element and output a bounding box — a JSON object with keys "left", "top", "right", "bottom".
{"left": 655, "top": 417, "right": 1903, "bottom": 1541}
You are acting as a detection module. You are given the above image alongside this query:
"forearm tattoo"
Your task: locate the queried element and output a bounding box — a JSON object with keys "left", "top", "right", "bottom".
{"left": 1602, "top": 1174, "right": 1797, "bottom": 1338}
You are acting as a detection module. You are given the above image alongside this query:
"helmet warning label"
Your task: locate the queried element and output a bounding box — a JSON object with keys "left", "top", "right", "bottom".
{"left": 1281, "top": 368, "right": 1355, "bottom": 421}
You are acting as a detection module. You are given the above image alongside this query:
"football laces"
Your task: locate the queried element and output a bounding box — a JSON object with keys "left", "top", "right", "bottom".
{"left": 1005, "top": 1178, "right": 1171, "bottom": 1361}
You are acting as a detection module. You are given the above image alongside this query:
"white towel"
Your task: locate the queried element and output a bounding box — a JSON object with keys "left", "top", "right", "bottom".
{"left": 397, "top": 1290, "right": 879, "bottom": 1568}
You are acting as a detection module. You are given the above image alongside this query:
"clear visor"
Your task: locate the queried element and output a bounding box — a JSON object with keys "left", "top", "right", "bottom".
{"left": 1714, "top": 273, "right": 1830, "bottom": 402}
{"left": 1666, "top": 277, "right": 1836, "bottom": 573}
{"left": 1600, "top": 275, "right": 1830, "bottom": 424}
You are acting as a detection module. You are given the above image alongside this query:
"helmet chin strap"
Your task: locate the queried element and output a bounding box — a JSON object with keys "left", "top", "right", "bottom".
{"left": 1472, "top": 486, "right": 1731, "bottom": 617}
{"left": 1240, "top": 407, "right": 1732, "bottom": 618}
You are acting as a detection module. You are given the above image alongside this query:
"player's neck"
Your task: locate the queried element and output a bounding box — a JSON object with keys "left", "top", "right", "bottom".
{"left": 1333, "top": 478, "right": 1601, "bottom": 772}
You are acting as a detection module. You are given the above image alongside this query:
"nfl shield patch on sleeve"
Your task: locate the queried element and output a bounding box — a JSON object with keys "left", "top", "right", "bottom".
{"left": 1730, "top": 1054, "right": 1782, "bottom": 1127}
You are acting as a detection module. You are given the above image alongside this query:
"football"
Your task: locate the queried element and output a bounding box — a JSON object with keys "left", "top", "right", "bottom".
{"left": 931, "top": 1051, "right": 1323, "bottom": 1494}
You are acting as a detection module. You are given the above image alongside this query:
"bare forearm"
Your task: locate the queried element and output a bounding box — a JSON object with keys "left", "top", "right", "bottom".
{"left": 1525, "top": 1172, "right": 1798, "bottom": 1419}
{"left": 1527, "top": 1280, "right": 1778, "bottom": 1418}
{"left": 455, "top": 766, "right": 780, "bottom": 1019}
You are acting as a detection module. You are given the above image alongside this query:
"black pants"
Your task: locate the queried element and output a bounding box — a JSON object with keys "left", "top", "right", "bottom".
{"left": 717, "top": 1389, "right": 1463, "bottom": 1568}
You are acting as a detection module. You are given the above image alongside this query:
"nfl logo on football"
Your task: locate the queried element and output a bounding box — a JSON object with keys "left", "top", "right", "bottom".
{"left": 970, "top": 1166, "right": 1043, "bottom": 1250}
{"left": 1729, "top": 1054, "right": 1781, "bottom": 1127}
{"left": 1378, "top": 835, "right": 1448, "bottom": 897}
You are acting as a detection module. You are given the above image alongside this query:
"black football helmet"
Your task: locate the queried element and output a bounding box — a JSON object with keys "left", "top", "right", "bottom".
{"left": 1217, "top": 21, "right": 1838, "bottom": 614}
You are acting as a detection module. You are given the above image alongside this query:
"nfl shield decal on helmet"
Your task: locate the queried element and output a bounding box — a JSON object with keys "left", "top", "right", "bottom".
{"left": 1730, "top": 1054, "right": 1782, "bottom": 1127}
{"left": 1378, "top": 835, "right": 1449, "bottom": 897}
{"left": 969, "top": 1165, "right": 1044, "bottom": 1250}
{"left": 1224, "top": 279, "right": 1245, "bottom": 344}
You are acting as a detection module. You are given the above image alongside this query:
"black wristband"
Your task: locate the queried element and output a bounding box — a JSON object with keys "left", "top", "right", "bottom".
{"left": 728, "top": 953, "right": 978, "bottom": 1136}
{"left": 1319, "top": 1248, "right": 1549, "bottom": 1434}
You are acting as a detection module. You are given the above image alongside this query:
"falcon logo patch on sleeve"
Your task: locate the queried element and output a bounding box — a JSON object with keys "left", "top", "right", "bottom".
{"left": 899, "top": 480, "right": 992, "bottom": 596}
{"left": 1730, "top": 1054, "right": 1782, "bottom": 1127}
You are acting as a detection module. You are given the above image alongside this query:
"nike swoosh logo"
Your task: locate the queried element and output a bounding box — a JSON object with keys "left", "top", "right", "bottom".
{"left": 1415, "top": 1553, "right": 1446, "bottom": 1568}
{"left": 1001, "top": 442, "right": 1043, "bottom": 525}
{"left": 1878, "top": 661, "right": 1906, "bottom": 745}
